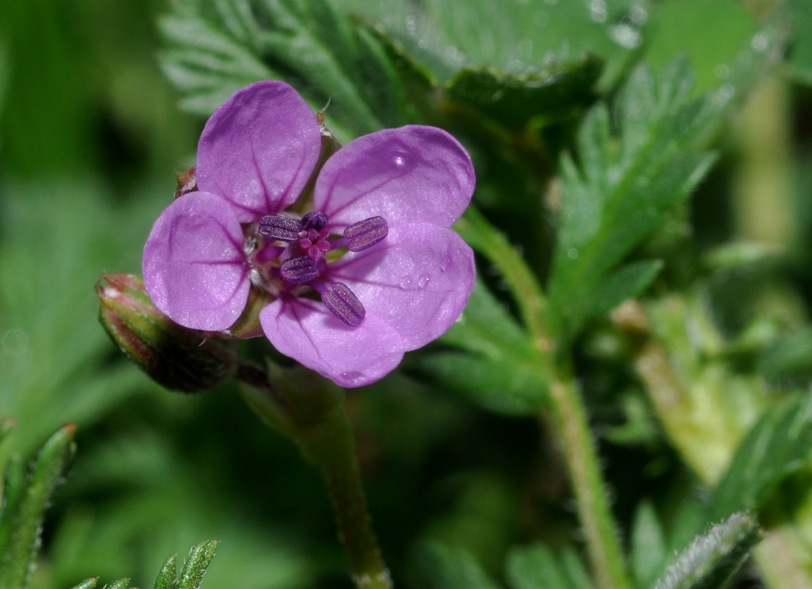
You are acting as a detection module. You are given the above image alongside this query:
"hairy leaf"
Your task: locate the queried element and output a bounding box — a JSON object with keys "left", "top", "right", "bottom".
{"left": 630, "top": 502, "right": 669, "bottom": 589}
{"left": 506, "top": 543, "right": 591, "bottom": 589}
{"left": 0, "top": 425, "right": 76, "bottom": 589}
{"left": 416, "top": 544, "right": 501, "bottom": 589}
{"left": 72, "top": 541, "right": 219, "bottom": 589}
{"left": 785, "top": 0, "right": 812, "bottom": 84}
{"left": 337, "top": 0, "right": 644, "bottom": 88}
{"left": 654, "top": 512, "right": 761, "bottom": 589}
{"left": 709, "top": 394, "right": 812, "bottom": 521}
{"left": 160, "top": 0, "right": 413, "bottom": 139}
{"left": 547, "top": 60, "right": 722, "bottom": 346}
{"left": 446, "top": 57, "right": 601, "bottom": 131}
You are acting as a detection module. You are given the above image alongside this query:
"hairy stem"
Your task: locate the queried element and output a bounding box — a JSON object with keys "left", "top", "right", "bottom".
{"left": 237, "top": 362, "right": 391, "bottom": 589}
{"left": 457, "top": 208, "right": 631, "bottom": 589}
{"left": 548, "top": 367, "right": 632, "bottom": 589}
{"left": 455, "top": 206, "right": 552, "bottom": 353}
{"left": 321, "top": 452, "right": 392, "bottom": 589}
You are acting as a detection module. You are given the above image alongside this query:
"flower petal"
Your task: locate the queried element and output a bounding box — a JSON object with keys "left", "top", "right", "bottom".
{"left": 260, "top": 298, "right": 404, "bottom": 388}
{"left": 329, "top": 223, "right": 475, "bottom": 350}
{"left": 196, "top": 81, "right": 322, "bottom": 222}
{"left": 143, "top": 192, "right": 249, "bottom": 331}
{"left": 314, "top": 125, "right": 475, "bottom": 229}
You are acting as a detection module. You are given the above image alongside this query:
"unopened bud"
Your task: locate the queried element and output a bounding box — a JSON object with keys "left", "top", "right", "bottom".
{"left": 97, "top": 273, "right": 237, "bottom": 392}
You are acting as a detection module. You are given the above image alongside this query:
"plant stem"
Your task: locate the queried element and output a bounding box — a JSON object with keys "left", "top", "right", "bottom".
{"left": 237, "top": 363, "right": 391, "bottom": 589}
{"left": 320, "top": 450, "right": 392, "bottom": 589}
{"left": 455, "top": 206, "right": 552, "bottom": 353}
{"left": 457, "top": 208, "right": 631, "bottom": 589}
{"left": 548, "top": 366, "right": 633, "bottom": 589}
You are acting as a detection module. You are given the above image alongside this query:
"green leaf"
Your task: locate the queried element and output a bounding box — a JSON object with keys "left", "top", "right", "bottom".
{"left": 438, "top": 279, "right": 535, "bottom": 361}
{"left": 758, "top": 327, "right": 812, "bottom": 381}
{"left": 630, "top": 502, "right": 669, "bottom": 589}
{"left": 68, "top": 579, "right": 99, "bottom": 589}
{"left": 653, "top": 512, "right": 761, "bottom": 589}
{"left": 645, "top": 0, "right": 758, "bottom": 93}
{"left": 0, "top": 417, "right": 20, "bottom": 507}
{"left": 69, "top": 542, "right": 218, "bottom": 589}
{"left": 505, "top": 543, "right": 591, "bottom": 589}
{"left": 340, "top": 0, "right": 644, "bottom": 88}
{"left": 154, "top": 553, "right": 178, "bottom": 589}
{"left": 414, "top": 352, "right": 544, "bottom": 415}
{"left": 547, "top": 60, "right": 722, "bottom": 346}
{"left": 416, "top": 543, "right": 501, "bottom": 589}
{"left": 709, "top": 394, "right": 812, "bottom": 521}
{"left": 0, "top": 424, "right": 76, "bottom": 589}
{"left": 412, "top": 279, "right": 546, "bottom": 415}
{"left": 176, "top": 540, "right": 219, "bottom": 589}
{"left": 785, "top": 0, "right": 812, "bottom": 84}
{"left": 158, "top": 7, "right": 272, "bottom": 113}
{"left": 160, "top": 0, "right": 412, "bottom": 139}
{"left": 591, "top": 260, "right": 663, "bottom": 327}
{"left": 445, "top": 56, "right": 602, "bottom": 131}
{"left": 0, "top": 179, "right": 158, "bottom": 459}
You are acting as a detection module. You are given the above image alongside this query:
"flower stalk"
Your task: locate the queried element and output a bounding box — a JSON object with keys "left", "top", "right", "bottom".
{"left": 237, "top": 362, "right": 391, "bottom": 589}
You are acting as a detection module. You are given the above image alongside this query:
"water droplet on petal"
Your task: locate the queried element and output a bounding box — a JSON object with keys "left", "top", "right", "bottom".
{"left": 340, "top": 371, "right": 365, "bottom": 386}
{"left": 399, "top": 275, "right": 413, "bottom": 290}
{"left": 417, "top": 275, "right": 430, "bottom": 289}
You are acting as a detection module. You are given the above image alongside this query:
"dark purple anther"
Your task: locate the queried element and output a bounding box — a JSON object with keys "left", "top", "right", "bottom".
{"left": 259, "top": 215, "right": 302, "bottom": 241}
{"left": 280, "top": 256, "right": 318, "bottom": 284}
{"left": 322, "top": 282, "right": 365, "bottom": 326}
{"left": 344, "top": 216, "right": 388, "bottom": 252}
{"left": 301, "top": 211, "right": 328, "bottom": 231}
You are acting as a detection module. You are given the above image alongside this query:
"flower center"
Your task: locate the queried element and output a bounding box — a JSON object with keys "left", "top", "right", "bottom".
{"left": 254, "top": 211, "right": 388, "bottom": 326}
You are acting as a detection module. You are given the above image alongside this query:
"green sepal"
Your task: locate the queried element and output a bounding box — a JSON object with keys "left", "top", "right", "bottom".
{"left": 97, "top": 273, "right": 239, "bottom": 393}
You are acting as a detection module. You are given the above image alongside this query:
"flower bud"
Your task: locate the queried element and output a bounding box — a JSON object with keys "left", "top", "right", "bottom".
{"left": 97, "top": 273, "right": 237, "bottom": 392}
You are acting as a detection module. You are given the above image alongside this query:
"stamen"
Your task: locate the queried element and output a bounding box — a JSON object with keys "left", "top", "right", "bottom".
{"left": 322, "top": 282, "right": 365, "bottom": 326}
{"left": 344, "top": 216, "right": 388, "bottom": 252}
{"left": 280, "top": 256, "right": 318, "bottom": 284}
{"left": 301, "top": 211, "right": 328, "bottom": 231}
{"left": 259, "top": 215, "right": 302, "bottom": 241}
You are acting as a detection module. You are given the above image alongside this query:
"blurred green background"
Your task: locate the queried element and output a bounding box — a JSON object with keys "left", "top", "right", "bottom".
{"left": 1, "top": 0, "right": 812, "bottom": 587}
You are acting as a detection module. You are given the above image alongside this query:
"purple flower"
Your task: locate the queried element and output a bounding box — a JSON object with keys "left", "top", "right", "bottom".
{"left": 143, "top": 81, "right": 475, "bottom": 387}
